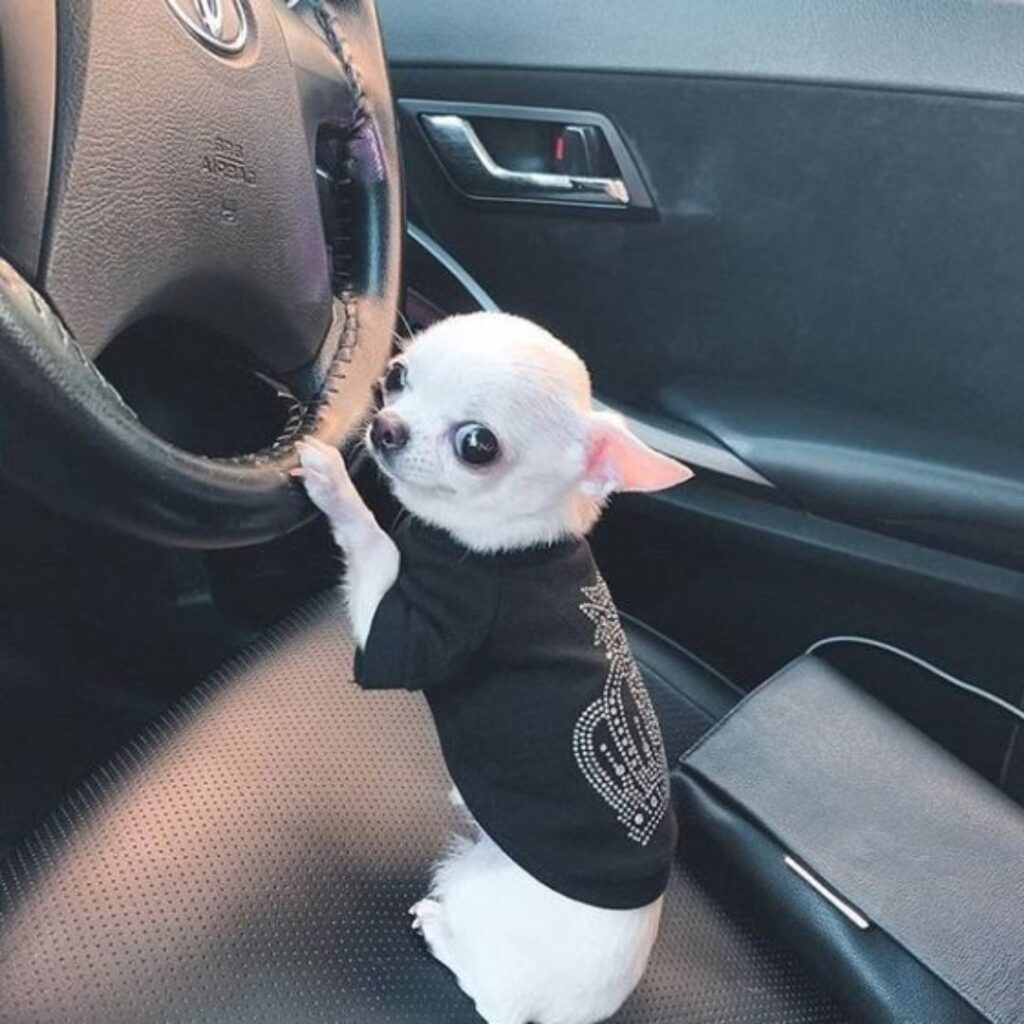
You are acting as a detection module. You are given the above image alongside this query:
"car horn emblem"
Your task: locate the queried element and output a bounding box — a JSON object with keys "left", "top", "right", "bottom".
{"left": 165, "top": 0, "right": 249, "bottom": 55}
{"left": 196, "top": 0, "right": 224, "bottom": 36}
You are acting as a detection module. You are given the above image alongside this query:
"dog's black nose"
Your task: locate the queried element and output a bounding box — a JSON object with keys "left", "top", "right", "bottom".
{"left": 370, "top": 411, "right": 409, "bottom": 452}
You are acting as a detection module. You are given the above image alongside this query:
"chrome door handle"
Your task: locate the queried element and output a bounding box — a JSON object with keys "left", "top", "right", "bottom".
{"left": 421, "top": 114, "right": 631, "bottom": 207}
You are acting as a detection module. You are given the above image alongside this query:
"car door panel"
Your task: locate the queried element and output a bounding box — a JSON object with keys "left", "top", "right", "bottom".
{"left": 391, "top": 63, "right": 1024, "bottom": 567}
{"left": 378, "top": 0, "right": 1024, "bottom": 97}
{"left": 379, "top": 1, "right": 1024, "bottom": 745}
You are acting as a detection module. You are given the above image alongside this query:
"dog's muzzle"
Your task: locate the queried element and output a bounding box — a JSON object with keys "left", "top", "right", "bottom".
{"left": 369, "top": 411, "right": 409, "bottom": 457}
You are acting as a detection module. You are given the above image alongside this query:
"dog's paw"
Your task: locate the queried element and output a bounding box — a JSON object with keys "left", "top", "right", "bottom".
{"left": 292, "top": 438, "right": 360, "bottom": 520}
{"left": 409, "top": 898, "right": 441, "bottom": 934}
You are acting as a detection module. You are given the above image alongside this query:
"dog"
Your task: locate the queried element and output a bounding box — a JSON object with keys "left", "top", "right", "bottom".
{"left": 295, "top": 312, "right": 692, "bottom": 1024}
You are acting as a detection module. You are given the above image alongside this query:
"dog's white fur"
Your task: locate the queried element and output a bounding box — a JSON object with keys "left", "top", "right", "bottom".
{"left": 296, "top": 312, "right": 690, "bottom": 1024}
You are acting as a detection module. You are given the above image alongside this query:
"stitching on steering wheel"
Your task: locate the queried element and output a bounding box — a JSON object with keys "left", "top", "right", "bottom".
{"left": 218, "top": 293, "right": 360, "bottom": 467}
{"left": 308, "top": 0, "right": 369, "bottom": 128}
{"left": 218, "top": 2, "right": 371, "bottom": 466}
{"left": 287, "top": 3, "right": 370, "bottom": 437}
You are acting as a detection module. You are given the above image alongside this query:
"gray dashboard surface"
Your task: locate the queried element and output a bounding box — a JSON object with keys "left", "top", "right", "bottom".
{"left": 376, "top": 0, "right": 1024, "bottom": 99}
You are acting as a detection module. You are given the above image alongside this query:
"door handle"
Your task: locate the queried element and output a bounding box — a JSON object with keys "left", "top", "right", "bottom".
{"left": 421, "top": 114, "right": 631, "bottom": 207}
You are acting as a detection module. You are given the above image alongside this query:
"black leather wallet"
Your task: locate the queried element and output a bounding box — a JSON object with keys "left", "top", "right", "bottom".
{"left": 675, "top": 655, "right": 1024, "bottom": 1024}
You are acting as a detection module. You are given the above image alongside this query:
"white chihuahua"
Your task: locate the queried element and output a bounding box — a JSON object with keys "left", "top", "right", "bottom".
{"left": 295, "top": 312, "right": 692, "bottom": 1024}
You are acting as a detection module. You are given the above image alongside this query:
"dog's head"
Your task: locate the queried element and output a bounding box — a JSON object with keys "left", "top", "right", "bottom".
{"left": 366, "top": 312, "right": 692, "bottom": 552}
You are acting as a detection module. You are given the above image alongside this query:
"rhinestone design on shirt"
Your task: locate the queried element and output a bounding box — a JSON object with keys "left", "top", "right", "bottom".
{"left": 572, "top": 574, "right": 670, "bottom": 846}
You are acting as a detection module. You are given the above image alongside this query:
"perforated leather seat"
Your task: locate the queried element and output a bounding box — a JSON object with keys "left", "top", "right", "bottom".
{"left": 0, "top": 591, "right": 845, "bottom": 1023}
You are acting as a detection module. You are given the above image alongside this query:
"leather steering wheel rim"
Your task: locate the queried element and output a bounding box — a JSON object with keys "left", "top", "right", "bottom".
{"left": 0, "top": 0, "right": 401, "bottom": 548}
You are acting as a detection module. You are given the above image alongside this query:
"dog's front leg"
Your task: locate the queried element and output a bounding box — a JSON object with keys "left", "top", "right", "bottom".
{"left": 294, "top": 439, "right": 399, "bottom": 647}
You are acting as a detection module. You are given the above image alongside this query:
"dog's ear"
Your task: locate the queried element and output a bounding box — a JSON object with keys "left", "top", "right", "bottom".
{"left": 579, "top": 410, "right": 693, "bottom": 497}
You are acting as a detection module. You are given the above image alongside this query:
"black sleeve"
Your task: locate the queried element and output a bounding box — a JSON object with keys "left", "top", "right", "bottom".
{"left": 354, "top": 533, "right": 499, "bottom": 692}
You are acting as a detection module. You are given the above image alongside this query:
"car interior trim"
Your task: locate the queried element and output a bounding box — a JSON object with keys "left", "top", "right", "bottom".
{"left": 407, "top": 223, "right": 773, "bottom": 487}
{"left": 420, "top": 114, "right": 631, "bottom": 207}
{"left": 402, "top": 100, "right": 653, "bottom": 210}
{"left": 805, "top": 635, "right": 1024, "bottom": 725}
{"left": 651, "top": 482, "right": 1024, "bottom": 614}
{"left": 377, "top": 0, "right": 1024, "bottom": 100}
{"left": 783, "top": 856, "right": 870, "bottom": 931}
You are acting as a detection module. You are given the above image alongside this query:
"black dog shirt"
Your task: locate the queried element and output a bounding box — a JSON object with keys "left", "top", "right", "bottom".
{"left": 354, "top": 517, "right": 676, "bottom": 910}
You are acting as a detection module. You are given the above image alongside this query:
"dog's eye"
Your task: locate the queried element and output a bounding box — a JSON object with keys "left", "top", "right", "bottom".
{"left": 453, "top": 423, "right": 500, "bottom": 466}
{"left": 383, "top": 361, "right": 407, "bottom": 394}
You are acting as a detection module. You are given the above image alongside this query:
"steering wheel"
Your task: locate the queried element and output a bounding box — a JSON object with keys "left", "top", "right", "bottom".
{"left": 0, "top": 0, "right": 401, "bottom": 548}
